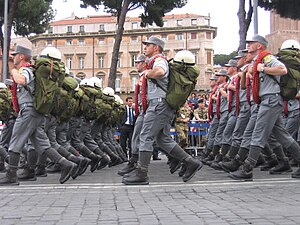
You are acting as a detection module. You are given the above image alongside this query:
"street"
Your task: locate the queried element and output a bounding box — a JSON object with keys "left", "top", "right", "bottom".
{"left": 0, "top": 156, "right": 299, "bottom": 225}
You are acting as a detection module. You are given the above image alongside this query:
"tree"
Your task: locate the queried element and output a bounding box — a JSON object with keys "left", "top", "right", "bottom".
{"left": 80, "top": 0, "right": 187, "bottom": 89}
{"left": 0, "top": 0, "right": 54, "bottom": 78}
{"left": 258, "top": 0, "right": 300, "bottom": 20}
{"left": 214, "top": 51, "right": 237, "bottom": 66}
{"left": 237, "top": 0, "right": 253, "bottom": 51}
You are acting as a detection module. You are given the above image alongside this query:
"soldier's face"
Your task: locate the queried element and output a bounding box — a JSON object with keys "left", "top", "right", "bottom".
{"left": 144, "top": 43, "right": 157, "bottom": 57}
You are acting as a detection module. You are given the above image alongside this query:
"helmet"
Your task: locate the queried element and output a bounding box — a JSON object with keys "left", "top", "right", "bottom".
{"left": 280, "top": 39, "right": 300, "bottom": 50}
{"left": 65, "top": 66, "right": 70, "bottom": 76}
{"left": 114, "top": 95, "right": 123, "bottom": 105}
{"left": 174, "top": 50, "right": 195, "bottom": 65}
{"left": 89, "top": 77, "right": 102, "bottom": 88}
{"left": 0, "top": 82, "right": 7, "bottom": 89}
{"left": 103, "top": 87, "right": 115, "bottom": 96}
{"left": 80, "top": 78, "right": 95, "bottom": 87}
{"left": 40, "top": 47, "right": 62, "bottom": 60}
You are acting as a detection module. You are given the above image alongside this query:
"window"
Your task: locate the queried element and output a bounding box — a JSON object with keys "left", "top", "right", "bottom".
{"left": 163, "top": 21, "right": 167, "bottom": 27}
{"left": 99, "top": 24, "right": 105, "bottom": 31}
{"left": 78, "top": 39, "right": 84, "bottom": 45}
{"left": 66, "top": 56, "right": 72, "bottom": 69}
{"left": 115, "top": 76, "right": 121, "bottom": 92}
{"left": 176, "top": 33, "right": 183, "bottom": 40}
{"left": 98, "top": 55, "right": 105, "bottom": 68}
{"left": 131, "top": 76, "right": 138, "bottom": 91}
{"left": 79, "top": 25, "right": 84, "bottom": 32}
{"left": 131, "top": 36, "right": 138, "bottom": 43}
{"left": 191, "top": 32, "right": 197, "bottom": 39}
{"left": 190, "top": 50, "right": 198, "bottom": 64}
{"left": 48, "top": 27, "right": 53, "bottom": 34}
{"left": 67, "top": 25, "right": 72, "bottom": 33}
{"left": 66, "top": 39, "right": 72, "bottom": 45}
{"left": 96, "top": 72, "right": 105, "bottom": 88}
{"left": 161, "top": 34, "right": 168, "bottom": 41}
{"left": 117, "top": 54, "right": 121, "bottom": 68}
{"left": 98, "top": 37, "right": 105, "bottom": 44}
{"left": 191, "top": 19, "right": 197, "bottom": 26}
{"left": 206, "top": 32, "right": 212, "bottom": 39}
{"left": 132, "top": 22, "right": 138, "bottom": 29}
{"left": 206, "top": 50, "right": 212, "bottom": 65}
{"left": 78, "top": 56, "right": 85, "bottom": 69}
{"left": 46, "top": 40, "right": 52, "bottom": 46}
{"left": 131, "top": 54, "right": 138, "bottom": 67}
{"left": 177, "top": 20, "right": 182, "bottom": 26}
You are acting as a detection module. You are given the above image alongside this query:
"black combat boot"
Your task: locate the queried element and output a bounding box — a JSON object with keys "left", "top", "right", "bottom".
{"left": 122, "top": 151, "right": 151, "bottom": 185}
{"left": 93, "top": 148, "right": 110, "bottom": 170}
{"left": 77, "top": 156, "right": 91, "bottom": 176}
{"left": 221, "top": 155, "right": 242, "bottom": 173}
{"left": 35, "top": 165, "right": 47, "bottom": 177}
{"left": 291, "top": 167, "right": 300, "bottom": 178}
{"left": 178, "top": 164, "right": 187, "bottom": 177}
{"left": 229, "top": 161, "right": 253, "bottom": 181}
{"left": 45, "top": 148, "right": 77, "bottom": 184}
{"left": 169, "top": 145, "right": 202, "bottom": 182}
{"left": 79, "top": 146, "right": 101, "bottom": 172}
{"left": 210, "top": 154, "right": 223, "bottom": 170}
{"left": 18, "top": 165, "right": 37, "bottom": 181}
{"left": 269, "top": 157, "right": 292, "bottom": 174}
{"left": 101, "top": 145, "right": 122, "bottom": 167}
{"left": 168, "top": 156, "right": 181, "bottom": 174}
{"left": 0, "top": 152, "right": 20, "bottom": 185}
{"left": 260, "top": 154, "right": 278, "bottom": 171}
{"left": 0, "top": 161, "right": 6, "bottom": 172}
{"left": 118, "top": 154, "right": 138, "bottom": 176}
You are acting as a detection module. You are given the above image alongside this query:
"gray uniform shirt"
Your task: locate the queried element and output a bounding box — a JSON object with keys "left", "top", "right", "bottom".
{"left": 17, "top": 67, "right": 34, "bottom": 105}
{"left": 288, "top": 99, "right": 300, "bottom": 112}
{"left": 257, "top": 55, "right": 284, "bottom": 96}
{"left": 146, "top": 54, "right": 169, "bottom": 100}
{"left": 218, "top": 84, "right": 228, "bottom": 113}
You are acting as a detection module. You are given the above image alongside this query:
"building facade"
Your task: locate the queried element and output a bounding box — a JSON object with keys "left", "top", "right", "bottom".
{"left": 29, "top": 13, "right": 217, "bottom": 93}
{"left": 266, "top": 11, "right": 300, "bottom": 54}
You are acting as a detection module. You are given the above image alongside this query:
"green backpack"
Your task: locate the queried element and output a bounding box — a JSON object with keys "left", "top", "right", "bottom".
{"left": 275, "top": 49, "right": 300, "bottom": 100}
{"left": 33, "top": 57, "right": 66, "bottom": 114}
{"left": 0, "top": 88, "right": 14, "bottom": 122}
{"left": 148, "top": 56, "right": 200, "bottom": 110}
{"left": 51, "top": 76, "right": 79, "bottom": 121}
{"left": 79, "top": 86, "right": 104, "bottom": 120}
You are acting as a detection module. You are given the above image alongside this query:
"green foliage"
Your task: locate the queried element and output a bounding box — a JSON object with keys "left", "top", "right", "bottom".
{"left": 0, "top": 0, "right": 54, "bottom": 36}
{"left": 80, "top": 0, "right": 187, "bottom": 27}
{"left": 214, "top": 51, "right": 238, "bottom": 66}
{"left": 258, "top": 0, "right": 300, "bottom": 20}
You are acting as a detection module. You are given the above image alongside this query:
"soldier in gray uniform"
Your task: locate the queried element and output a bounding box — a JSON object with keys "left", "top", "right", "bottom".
{"left": 211, "top": 60, "right": 239, "bottom": 169}
{"left": 200, "top": 76, "right": 219, "bottom": 159}
{"left": 0, "top": 45, "right": 77, "bottom": 185}
{"left": 203, "top": 69, "right": 229, "bottom": 164}
{"left": 229, "top": 35, "right": 300, "bottom": 180}
{"left": 123, "top": 36, "right": 202, "bottom": 185}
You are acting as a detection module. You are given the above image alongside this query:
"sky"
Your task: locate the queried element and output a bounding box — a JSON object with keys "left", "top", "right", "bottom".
{"left": 52, "top": 0, "right": 271, "bottom": 54}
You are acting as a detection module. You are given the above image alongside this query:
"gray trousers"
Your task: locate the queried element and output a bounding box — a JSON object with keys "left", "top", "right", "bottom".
{"left": 221, "top": 107, "right": 237, "bottom": 146}
{"left": 0, "top": 118, "right": 15, "bottom": 150}
{"left": 285, "top": 110, "right": 300, "bottom": 141}
{"left": 131, "top": 113, "right": 144, "bottom": 155}
{"left": 9, "top": 106, "right": 51, "bottom": 154}
{"left": 56, "top": 121, "right": 73, "bottom": 150}
{"left": 45, "top": 115, "right": 60, "bottom": 150}
{"left": 251, "top": 95, "right": 295, "bottom": 149}
{"left": 139, "top": 101, "right": 176, "bottom": 154}
{"left": 206, "top": 114, "right": 219, "bottom": 150}
{"left": 213, "top": 111, "right": 228, "bottom": 146}
{"left": 231, "top": 102, "right": 251, "bottom": 148}
{"left": 240, "top": 104, "right": 259, "bottom": 149}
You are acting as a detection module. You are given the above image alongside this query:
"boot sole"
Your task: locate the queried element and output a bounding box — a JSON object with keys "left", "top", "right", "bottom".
{"left": 18, "top": 177, "right": 37, "bottom": 181}
{"left": 228, "top": 173, "right": 253, "bottom": 181}
{"left": 123, "top": 180, "right": 149, "bottom": 185}
{"left": 60, "top": 164, "right": 76, "bottom": 184}
{"left": 269, "top": 169, "right": 293, "bottom": 175}
{"left": 78, "top": 159, "right": 90, "bottom": 176}
{"left": 182, "top": 163, "right": 203, "bottom": 182}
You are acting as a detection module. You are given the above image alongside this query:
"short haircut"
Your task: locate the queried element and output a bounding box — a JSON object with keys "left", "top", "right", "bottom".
{"left": 126, "top": 96, "right": 133, "bottom": 102}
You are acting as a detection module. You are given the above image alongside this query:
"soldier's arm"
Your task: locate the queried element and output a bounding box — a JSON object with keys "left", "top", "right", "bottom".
{"left": 10, "top": 68, "right": 26, "bottom": 85}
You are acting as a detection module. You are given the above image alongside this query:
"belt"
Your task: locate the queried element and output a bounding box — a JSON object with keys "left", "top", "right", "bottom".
{"left": 148, "top": 98, "right": 165, "bottom": 104}
{"left": 19, "top": 102, "right": 34, "bottom": 109}
{"left": 261, "top": 93, "right": 280, "bottom": 100}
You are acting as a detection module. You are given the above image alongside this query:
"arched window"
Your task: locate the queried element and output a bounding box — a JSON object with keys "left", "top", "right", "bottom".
{"left": 96, "top": 71, "right": 106, "bottom": 88}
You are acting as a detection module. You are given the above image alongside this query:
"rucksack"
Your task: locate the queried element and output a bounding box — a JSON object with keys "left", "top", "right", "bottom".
{"left": 51, "top": 76, "right": 79, "bottom": 121}
{"left": 33, "top": 57, "right": 66, "bottom": 114}
{"left": 148, "top": 56, "right": 200, "bottom": 110}
{"left": 275, "top": 49, "right": 300, "bottom": 100}
{"left": 78, "top": 86, "right": 105, "bottom": 120}
{"left": 0, "top": 88, "right": 14, "bottom": 122}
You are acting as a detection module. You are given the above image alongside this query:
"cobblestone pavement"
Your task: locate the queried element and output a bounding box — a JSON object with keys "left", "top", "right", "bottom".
{"left": 0, "top": 156, "right": 300, "bottom": 225}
